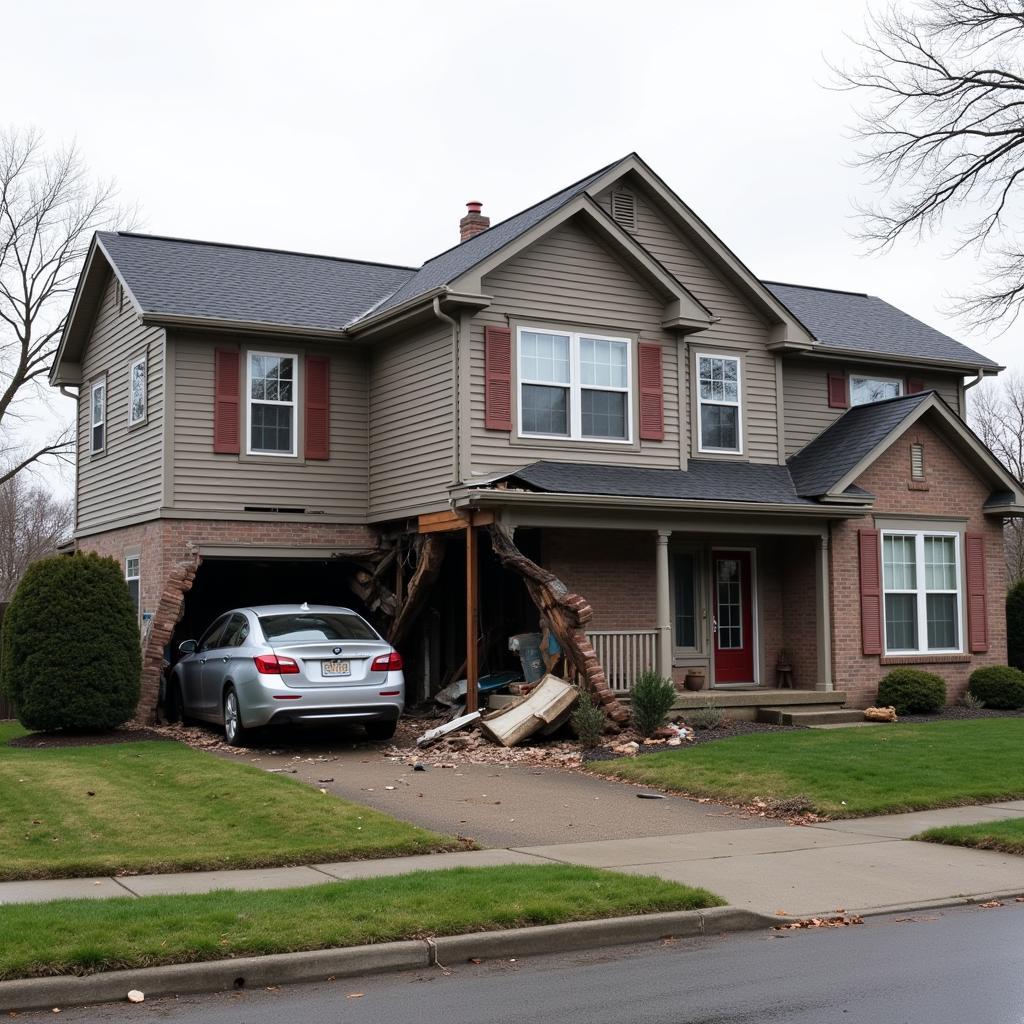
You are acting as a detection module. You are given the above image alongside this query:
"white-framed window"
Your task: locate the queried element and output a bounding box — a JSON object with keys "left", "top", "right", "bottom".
{"left": 517, "top": 327, "right": 632, "bottom": 443}
{"left": 851, "top": 375, "right": 903, "bottom": 406}
{"left": 246, "top": 351, "right": 298, "bottom": 456}
{"left": 696, "top": 353, "right": 742, "bottom": 453}
{"left": 125, "top": 554, "right": 140, "bottom": 617}
{"left": 128, "top": 355, "right": 147, "bottom": 426}
{"left": 90, "top": 378, "right": 106, "bottom": 453}
{"left": 881, "top": 531, "right": 962, "bottom": 654}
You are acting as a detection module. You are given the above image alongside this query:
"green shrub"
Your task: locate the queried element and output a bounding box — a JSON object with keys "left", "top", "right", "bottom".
{"left": 959, "top": 690, "right": 986, "bottom": 710}
{"left": 630, "top": 670, "right": 677, "bottom": 738}
{"left": 570, "top": 689, "right": 606, "bottom": 749}
{"left": 688, "top": 702, "right": 723, "bottom": 730}
{"left": 967, "top": 666, "right": 1024, "bottom": 710}
{"left": 876, "top": 668, "right": 946, "bottom": 715}
{"left": 1008, "top": 581, "right": 1024, "bottom": 670}
{"left": 0, "top": 553, "right": 141, "bottom": 732}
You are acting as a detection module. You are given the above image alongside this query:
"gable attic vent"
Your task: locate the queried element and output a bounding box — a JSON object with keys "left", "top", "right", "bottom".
{"left": 610, "top": 190, "right": 637, "bottom": 231}
{"left": 911, "top": 442, "right": 925, "bottom": 480}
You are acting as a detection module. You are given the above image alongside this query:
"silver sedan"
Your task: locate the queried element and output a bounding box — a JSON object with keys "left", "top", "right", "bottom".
{"left": 165, "top": 604, "right": 405, "bottom": 745}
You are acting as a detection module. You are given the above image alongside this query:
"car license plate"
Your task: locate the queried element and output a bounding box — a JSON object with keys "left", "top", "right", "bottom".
{"left": 322, "top": 660, "right": 350, "bottom": 677}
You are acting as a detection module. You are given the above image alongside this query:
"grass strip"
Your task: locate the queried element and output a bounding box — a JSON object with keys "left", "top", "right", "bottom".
{"left": 0, "top": 865, "right": 723, "bottom": 980}
{"left": 915, "top": 817, "right": 1024, "bottom": 856}
{"left": 0, "top": 722, "right": 460, "bottom": 880}
{"left": 597, "top": 719, "right": 1024, "bottom": 817}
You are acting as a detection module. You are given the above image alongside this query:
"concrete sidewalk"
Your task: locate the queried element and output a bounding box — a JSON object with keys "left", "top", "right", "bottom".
{"left": 3, "top": 802, "right": 1023, "bottom": 916}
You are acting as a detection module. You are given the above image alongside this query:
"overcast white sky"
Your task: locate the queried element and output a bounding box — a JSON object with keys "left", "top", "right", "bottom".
{"left": 5, "top": 0, "right": 1021, "bottom": 492}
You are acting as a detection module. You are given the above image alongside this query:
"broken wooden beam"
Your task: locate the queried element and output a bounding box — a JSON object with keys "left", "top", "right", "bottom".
{"left": 388, "top": 534, "right": 445, "bottom": 653}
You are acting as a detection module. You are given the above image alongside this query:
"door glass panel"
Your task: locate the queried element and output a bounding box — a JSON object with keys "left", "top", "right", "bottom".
{"left": 716, "top": 558, "right": 743, "bottom": 650}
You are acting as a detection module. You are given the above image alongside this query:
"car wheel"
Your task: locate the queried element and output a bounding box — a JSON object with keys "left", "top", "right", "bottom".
{"left": 223, "top": 686, "right": 249, "bottom": 746}
{"left": 163, "top": 678, "right": 184, "bottom": 724}
{"left": 365, "top": 720, "right": 397, "bottom": 741}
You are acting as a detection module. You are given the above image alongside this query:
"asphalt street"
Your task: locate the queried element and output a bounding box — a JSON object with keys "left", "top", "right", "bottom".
{"left": 27, "top": 903, "right": 1024, "bottom": 1023}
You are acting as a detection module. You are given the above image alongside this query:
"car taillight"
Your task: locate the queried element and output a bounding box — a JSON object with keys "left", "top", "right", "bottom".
{"left": 370, "top": 651, "right": 403, "bottom": 672}
{"left": 253, "top": 654, "right": 300, "bottom": 675}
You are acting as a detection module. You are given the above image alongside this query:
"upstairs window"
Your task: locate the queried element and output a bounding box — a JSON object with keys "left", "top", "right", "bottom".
{"left": 697, "top": 354, "right": 742, "bottom": 453}
{"left": 90, "top": 378, "right": 106, "bottom": 453}
{"left": 851, "top": 375, "right": 903, "bottom": 406}
{"left": 128, "top": 356, "right": 147, "bottom": 425}
{"left": 517, "top": 328, "right": 632, "bottom": 443}
{"left": 247, "top": 352, "right": 297, "bottom": 456}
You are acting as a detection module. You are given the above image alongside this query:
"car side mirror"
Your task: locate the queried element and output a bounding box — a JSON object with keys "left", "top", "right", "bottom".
{"left": 178, "top": 639, "right": 197, "bottom": 654}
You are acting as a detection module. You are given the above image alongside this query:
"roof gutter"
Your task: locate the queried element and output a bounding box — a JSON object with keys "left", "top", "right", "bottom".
{"left": 795, "top": 345, "right": 1004, "bottom": 376}
{"left": 964, "top": 368, "right": 989, "bottom": 391}
{"left": 139, "top": 311, "right": 344, "bottom": 340}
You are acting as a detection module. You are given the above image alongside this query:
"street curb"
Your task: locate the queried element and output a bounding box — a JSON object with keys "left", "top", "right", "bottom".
{"left": 853, "top": 888, "right": 1024, "bottom": 918}
{"left": 0, "top": 907, "right": 776, "bottom": 1013}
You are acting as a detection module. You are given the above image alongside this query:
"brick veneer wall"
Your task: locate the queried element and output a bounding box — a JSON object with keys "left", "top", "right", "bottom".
{"left": 830, "top": 419, "right": 1007, "bottom": 707}
{"left": 781, "top": 536, "right": 819, "bottom": 690}
{"left": 77, "top": 518, "right": 378, "bottom": 720}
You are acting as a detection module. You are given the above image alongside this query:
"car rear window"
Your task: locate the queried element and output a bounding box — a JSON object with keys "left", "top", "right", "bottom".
{"left": 259, "top": 613, "right": 379, "bottom": 643}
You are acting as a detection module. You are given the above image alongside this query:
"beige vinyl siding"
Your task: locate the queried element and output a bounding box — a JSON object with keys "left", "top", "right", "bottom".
{"left": 169, "top": 333, "right": 368, "bottom": 517}
{"left": 470, "top": 217, "right": 682, "bottom": 476}
{"left": 76, "top": 276, "right": 165, "bottom": 534}
{"left": 596, "top": 185, "right": 780, "bottom": 463}
{"left": 368, "top": 322, "right": 453, "bottom": 520}
{"left": 783, "top": 360, "right": 963, "bottom": 455}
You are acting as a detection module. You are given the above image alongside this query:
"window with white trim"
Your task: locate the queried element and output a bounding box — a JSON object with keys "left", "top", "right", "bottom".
{"left": 128, "top": 356, "right": 147, "bottom": 425}
{"left": 247, "top": 352, "right": 297, "bottom": 456}
{"left": 696, "top": 354, "right": 741, "bottom": 453}
{"left": 851, "top": 375, "right": 903, "bottom": 406}
{"left": 125, "top": 555, "right": 140, "bottom": 617}
{"left": 90, "top": 379, "right": 106, "bottom": 453}
{"left": 882, "top": 531, "right": 962, "bottom": 653}
{"left": 517, "top": 328, "right": 632, "bottom": 442}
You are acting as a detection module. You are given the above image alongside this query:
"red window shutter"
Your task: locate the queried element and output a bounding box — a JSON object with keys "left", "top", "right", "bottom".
{"left": 638, "top": 342, "right": 665, "bottom": 441}
{"left": 213, "top": 348, "right": 241, "bottom": 454}
{"left": 906, "top": 377, "right": 925, "bottom": 394}
{"left": 859, "top": 528, "right": 883, "bottom": 655}
{"left": 828, "top": 372, "right": 849, "bottom": 409}
{"left": 965, "top": 532, "right": 989, "bottom": 653}
{"left": 484, "top": 325, "right": 513, "bottom": 431}
{"left": 304, "top": 355, "right": 330, "bottom": 460}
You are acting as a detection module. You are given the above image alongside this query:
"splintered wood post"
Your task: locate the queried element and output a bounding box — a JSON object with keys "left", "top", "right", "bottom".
{"left": 387, "top": 534, "right": 445, "bottom": 652}
{"left": 465, "top": 522, "right": 479, "bottom": 714}
{"left": 486, "top": 524, "right": 628, "bottom": 722}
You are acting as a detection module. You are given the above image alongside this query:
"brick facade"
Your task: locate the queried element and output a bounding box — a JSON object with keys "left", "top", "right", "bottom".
{"left": 830, "top": 420, "right": 1007, "bottom": 707}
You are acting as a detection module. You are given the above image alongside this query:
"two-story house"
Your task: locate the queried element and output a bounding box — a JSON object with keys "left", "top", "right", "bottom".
{"left": 50, "top": 154, "right": 1024, "bottom": 723}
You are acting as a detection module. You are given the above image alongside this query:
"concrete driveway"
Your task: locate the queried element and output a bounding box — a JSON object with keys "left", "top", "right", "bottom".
{"left": 218, "top": 738, "right": 773, "bottom": 847}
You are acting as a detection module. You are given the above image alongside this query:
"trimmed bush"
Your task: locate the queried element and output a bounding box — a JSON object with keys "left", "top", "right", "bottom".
{"left": 688, "top": 702, "right": 723, "bottom": 731}
{"left": 967, "top": 666, "right": 1024, "bottom": 710}
{"left": 1008, "top": 581, "right": 1024, "bottom": 670}
{"left": 630, "top": 670, "right": 677, "bottom": 738}
{"left": 570, "top": 689, "right": 606, "bottom": 749}
{"left": 876, "top": 668, "right": 946, "bottom": 715}
{"left": 0, "top": 553, "right": 140, "bottom": 732}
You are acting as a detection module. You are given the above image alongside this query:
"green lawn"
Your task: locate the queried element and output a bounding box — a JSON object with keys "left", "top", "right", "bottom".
{"left": 597, "top": 719, "right": 1024, "bottom": 817}
{"left": 0, "top": 865, "right": 722, "bottom": 980}
{"left": 0, "top": 722, "right": 461, "bottom": 880}
{"left": 915, "top": 817, "right": 1024, "bottom": 856}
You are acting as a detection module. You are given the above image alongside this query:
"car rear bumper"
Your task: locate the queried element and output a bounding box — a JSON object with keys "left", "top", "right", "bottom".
{"left": 238, "top": 674, "right": 405, "bottom": 728}
{"left": 265, "top": 703, "right": 402, "bottom": 727}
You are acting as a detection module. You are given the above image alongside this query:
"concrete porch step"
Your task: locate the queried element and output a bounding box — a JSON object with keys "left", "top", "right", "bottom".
{"left": 757, "top": 707, "right": 865, "bottom": 727}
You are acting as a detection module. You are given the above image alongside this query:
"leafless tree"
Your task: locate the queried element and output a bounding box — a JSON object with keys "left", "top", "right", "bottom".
{"left": 971, "top": 372, "right": 1024, "bottom": 583}
{"left": 0, "top": 475, "right": 73, "bottom": 601}
{"left": 0, "top": 127, "right": 133, "bottom": 486}
{"left": 834, "top": 1, "right": 1024, "bottom": 329}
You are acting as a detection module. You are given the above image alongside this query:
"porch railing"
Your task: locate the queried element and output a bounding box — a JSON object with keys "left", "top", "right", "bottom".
{"left": 586, "top": 629, "right": 658, "bottom": 692}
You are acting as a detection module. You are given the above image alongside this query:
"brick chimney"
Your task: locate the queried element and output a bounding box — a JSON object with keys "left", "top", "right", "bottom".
{"left": 459, "top": 201, "right": 490, "bottom": 242}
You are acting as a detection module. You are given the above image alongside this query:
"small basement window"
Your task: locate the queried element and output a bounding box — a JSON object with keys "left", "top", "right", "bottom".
{"left": 610, "top": 191, "right": 637, "bottom": 231}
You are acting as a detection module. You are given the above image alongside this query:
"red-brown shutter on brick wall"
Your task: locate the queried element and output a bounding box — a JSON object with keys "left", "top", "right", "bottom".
{"left": 304, "top": 354, "right": 330, "bottom": 460}
{"left": 965, "top": 532, "right": 989, "bottom": 652}
{"left": 213, "top": 348, "right": 241, "bottom": 454}
{"left": 484, "top": 325, "right": 513, "bottom": 431}
{"left": 859, "top": 528, "right": 883, "bottom": 655}
{"left": 638, "top": 342, "right": 665, "bottom": 441}
{"left": 828, "top": 372, "right": 849, "bottom": 409}
{"left": 906, "top": 377, "right": 925, "bottom": 394}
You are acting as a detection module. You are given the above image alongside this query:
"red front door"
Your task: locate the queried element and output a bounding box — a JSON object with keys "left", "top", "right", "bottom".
{"left": 712, "top": 551, "right": 755, "bottom": 683}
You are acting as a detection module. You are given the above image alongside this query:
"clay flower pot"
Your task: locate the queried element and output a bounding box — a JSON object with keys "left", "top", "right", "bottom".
{"left": 683, "top": 671, "right": 706, "bottom": 692}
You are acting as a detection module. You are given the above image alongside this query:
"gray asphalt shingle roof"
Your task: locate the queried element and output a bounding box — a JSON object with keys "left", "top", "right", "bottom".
{"left": 98, "top": 232, "right": 416, "bottom": 332}
{"left": 500, "top": 460, "right": 820, "bottom": 505}
{"left": 763, "top": 282, "right": 999, "bottom": 369}
{"left": 787, "top": 391, "right": 932, "bottom": 497}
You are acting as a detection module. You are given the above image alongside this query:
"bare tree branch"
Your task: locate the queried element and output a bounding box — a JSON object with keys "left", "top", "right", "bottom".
{"left": 833, "top": 0, "right": 1024, "bottom": 330}
{"left": 0, "top": 474, "right": 73, "bottom": 601}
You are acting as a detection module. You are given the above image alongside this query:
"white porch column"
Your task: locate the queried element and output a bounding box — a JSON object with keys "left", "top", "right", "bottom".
{"left": 815, "top": 534, "right": 834, "bottom": 692}
{"left": 655, "top": 530, "right": 673, "bottom": 678}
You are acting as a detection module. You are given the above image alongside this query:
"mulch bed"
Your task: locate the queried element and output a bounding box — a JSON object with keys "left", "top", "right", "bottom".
{"left": 7, "top": 728, "right": 175, "bottom": 749}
